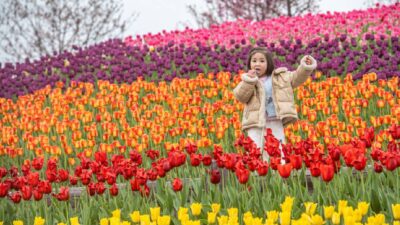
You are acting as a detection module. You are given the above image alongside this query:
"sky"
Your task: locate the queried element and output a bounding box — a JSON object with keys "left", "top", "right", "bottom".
{"left": 122, "top": 0, "right": 371, "bottom": 37}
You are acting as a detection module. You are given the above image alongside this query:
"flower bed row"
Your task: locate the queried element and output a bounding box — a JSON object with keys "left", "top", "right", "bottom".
{"left": 124, "top": 3, "right": 400, "bottom": 49}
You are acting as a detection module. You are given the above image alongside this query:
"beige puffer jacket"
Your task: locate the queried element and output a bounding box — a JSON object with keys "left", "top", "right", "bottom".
{"left": 233, "top": 55, "right": 317, "bottom": 131}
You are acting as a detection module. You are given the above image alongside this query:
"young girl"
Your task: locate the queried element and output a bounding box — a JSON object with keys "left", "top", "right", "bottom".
{"left": 233, "top": 47, "right": 317, "bottom": 161}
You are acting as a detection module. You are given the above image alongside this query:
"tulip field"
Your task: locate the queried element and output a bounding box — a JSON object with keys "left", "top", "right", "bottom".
{"left": 1, "top": 3, "right": 400, "bottom": 225}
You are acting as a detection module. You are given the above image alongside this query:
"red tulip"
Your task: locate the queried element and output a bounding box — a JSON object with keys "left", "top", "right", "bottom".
{"left": 94, "top": 151, "right": 108, "bottom": 165}
{"left": 45, "top": 169, "right": 57, "bottom": 183}
{"left": 0, "top": 167, "right": 7, "bottom": 178}
{"left": 388, "top": 124, "right": 400, "bottom": 139}
{"left": 320, "top": 163, "right": 334, "bottom": 182}
{"left": 53, "top": 186, "right": 69, "bottom": 201}
{"left": 277, "top": 163, "right": 292, "bottom": 179}
{"left": 328, "top": 145, "right": 341, "bottom": 161}
{"left": 162, "top": 160, "right": 171, "bottom": 172}
{"left": 202, "top": 154, "right": 212, "bottom": 166}
{"left": 80, "top": 170, "right": 92, "bottom": 185}
{"left": 0, "top": 182, "right": 10, "bottom": 197}
{"left": 109, "top": 183, "right": 119, "bottom": 196}
{"left": 27, "top": 172, "right": 40, "bottom": 187}
{"left": 309, "top": 163, "right": 321, "bottom": 177}
{"left": 129, "top": 150, "right": 143, "bottom": 165}
{"left": 386, "top": 155, "right": 398, "bottom": 171}
{"left": 95, "top": 114, "right": 101, "bottom": 122}
{"left": 70, "top": 175, "right": 78, "bottom": 185}
{"left": 256, "top": 162, "right": 269, "bottom": 176}
{"left": 210, "top": 169, "right": 221, "bottom": 184}
{"left": 96, "top": 182, "right": 106, "bottom": 195}
{"left": 172, "top": 178, "right": 183, "bottom": 192}
{"left": 33, "top": 188, "right": 43, "bottom": 201}
{"left": 371, "top": 148, "right": 383, "bottom": 161}
{"left": 46, "top": 158, "right": 58, "bottom": 171}
{"left": 32, "top": 157, "right": 44, "bottom": 170}
{"left": 353, "top": 155, "right": 367, "bottom": 171}
{"left": 235, "top": 168, "right": 250, "bottom": 184}
{"left": 21, "top": 164, "right": 30, "bottom": 176}
{"left": 289, "top": 155, "right": 302, "bottom": 170}
{"left": 269, "top": 157, "right": 281, "bottom": 170}
{"left": 130, "top": 178, "right": 140, "bottom": 191}
{"left": 146, "top": 149, "right": 160, "bottom": 160}
{"left": 185, "top": 142, "right": 198, "bottom": 154}
{"left": 147, "top": 169, "right": 158, "bottom": 181}
{"left": 247, "top": 159, "right": 258, "bottom": 171}
{"left": 156, "top": 165, "right": 166, "bottom": 178}
{"left": 38, "top": 180, "right": 52, "bottom": 194}
{"left": 58, "top": 169, "right": 69, "bottom": 182}
{"left": 190, "top": 154, "right": 202, "bottom": 167}
{"left": 10, "top": 191, "right": 22, "bottom": 203}
{"left": 374, "top": 162, "right": 383, "bottom": 173}
{"left": 9, "top": 166, "right": 18, "bottom": 177}
{"left": 87, "top": 183, "right": 96, "bottom": 196}
{"left": 21, "top": 185, "right": 32, "bottom": 200}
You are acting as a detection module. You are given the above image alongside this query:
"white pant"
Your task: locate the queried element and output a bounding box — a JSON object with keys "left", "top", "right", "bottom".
{"left": 247, "top": 120, "right": 285, "bottom": 162}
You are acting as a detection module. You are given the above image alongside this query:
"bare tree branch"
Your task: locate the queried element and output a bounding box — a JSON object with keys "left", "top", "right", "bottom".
{"left": 187, "top": 0, "right": 320, "bottom": 28}
{"left": 0, "top": 0, "right": 138, "bottom": 63}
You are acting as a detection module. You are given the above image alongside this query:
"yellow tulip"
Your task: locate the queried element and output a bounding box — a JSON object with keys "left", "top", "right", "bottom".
{"left": 343, "top": 215, "right": 355, "bottom": 225}
{"left": 266, "top": 210, "right": 279, "bottom": 222}
{"left": 332, "top": 212, "right": 341, "bottom": 225}
{"left": 310, "top": 214, "right": 324, "bottom": 225}
{"left": 140, "top": 215, "right": 151, "bottom": 225}
{"left": 178, "top": 207, "right": 189, "bottom": 221}
{"left": 57, "top": 223, "right": 67, "bottom": 225}
{"left": 130, "top": 211, "right": 140, "bottom": 223}
{"left": 280, "top": 211, "right": 291, "bottom": 225}
{"left": 243, "top": 211, "right": 253, "bottom": 219}
{"left": 323, "top": 206, "right": 334, "bottom": 219}
{"left": 190, "top": 203, "right": 202, "bottom": 216}
{"left": 393, "top": 221, "right": 400, "bottom": 225}
{"left": 150, "top": 207, "right": 160, "bottom": 221}
{"left": 338, "top": 200, "right": 348, "bottom": 215}
{"left": 375, "top": 213, "right": 385, "bottom": 224}
{"left": 392, "top": 204, "right": 400, "bottom": 220}
{"left": 34, "top": 217, "right": 45, "bottom": 225}
{"left": 352, "top": 209, "right": 362, "bottom": 222}
{"left": 109, "top": 217, "right": 120, "bottom": 225}
{"left": 112, "top": 209, "right": 121, "bottom": 219}
{"left": 357, "top": 201, "right": 369, "bottom": 216}
{"left": 0, "top": 222, "right": 3, "bottom": 225}
{"left": 217, "top": 215, "right": 229, "bottom": 224}
{"left": 13, "top": 221, "right": 23, "bottom": 225}
{"left": 207, "top": 212, "right": 217, "bottom": 224}
{"left": 157, "top": 215, "right": 171, "bottom": 225}
{"left": 70, "top": 217, "right": 80, "bottom": 225}
{"left": 211, "top": 203, "right": 221, "bottom": 214}
{"left": 228, "top": 208, "right": 238, "bottom": 218}
{"left": 304, "top": 202, "right": 317, "bottom": 215}
{"left": 180, "top": 214, "right": 189, "bottom": 223}
{"left": 121, "top": 221, "right": 131, "bottom": 225}
{"left": 100, "top": 218, "right": 109, "bottom": 225}
{"left": 343, "top": 206, "right": 354, "bottom": 218}
{"left": 281, "top": 196, "right": 294, "bottom": 213}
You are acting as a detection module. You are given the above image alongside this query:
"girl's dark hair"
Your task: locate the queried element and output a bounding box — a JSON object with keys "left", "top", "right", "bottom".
{"left": 246, "top": 47, "right": 275, "bottom": 75}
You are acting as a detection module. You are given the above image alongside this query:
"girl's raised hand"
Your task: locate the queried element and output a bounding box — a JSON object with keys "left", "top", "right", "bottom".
{"left": 247, "top": 69, "right": 257, "bottom": 78}
{"left": 305, "top": 56, "right": 313, "bottom": 65}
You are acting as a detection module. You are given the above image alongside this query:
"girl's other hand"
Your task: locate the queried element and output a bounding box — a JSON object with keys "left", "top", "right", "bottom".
{"left": 305, "top": 56, "right": 313, "bottom": 65}
{"left": 247, "top": 70, "right": 256, "bottom": 78}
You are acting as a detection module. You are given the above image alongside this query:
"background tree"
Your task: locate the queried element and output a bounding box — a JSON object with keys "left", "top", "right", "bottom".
{"left": 364, "top": 0, "right": 399, "bottom": 7}
{"left": 0, "top": 0, "right": 138, "bottom": 63}
{"left": 187, "top": 0, "right": 320, "bottom": 28}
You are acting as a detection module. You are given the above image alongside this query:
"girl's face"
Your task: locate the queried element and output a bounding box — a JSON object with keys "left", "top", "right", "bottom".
{"left": 250, "top": 52, "right": 268, "bottom": 76}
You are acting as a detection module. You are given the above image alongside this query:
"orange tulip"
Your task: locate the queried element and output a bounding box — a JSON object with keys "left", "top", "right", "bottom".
{"left": 377, "top": 99, "right": 385, "bottom": 108}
